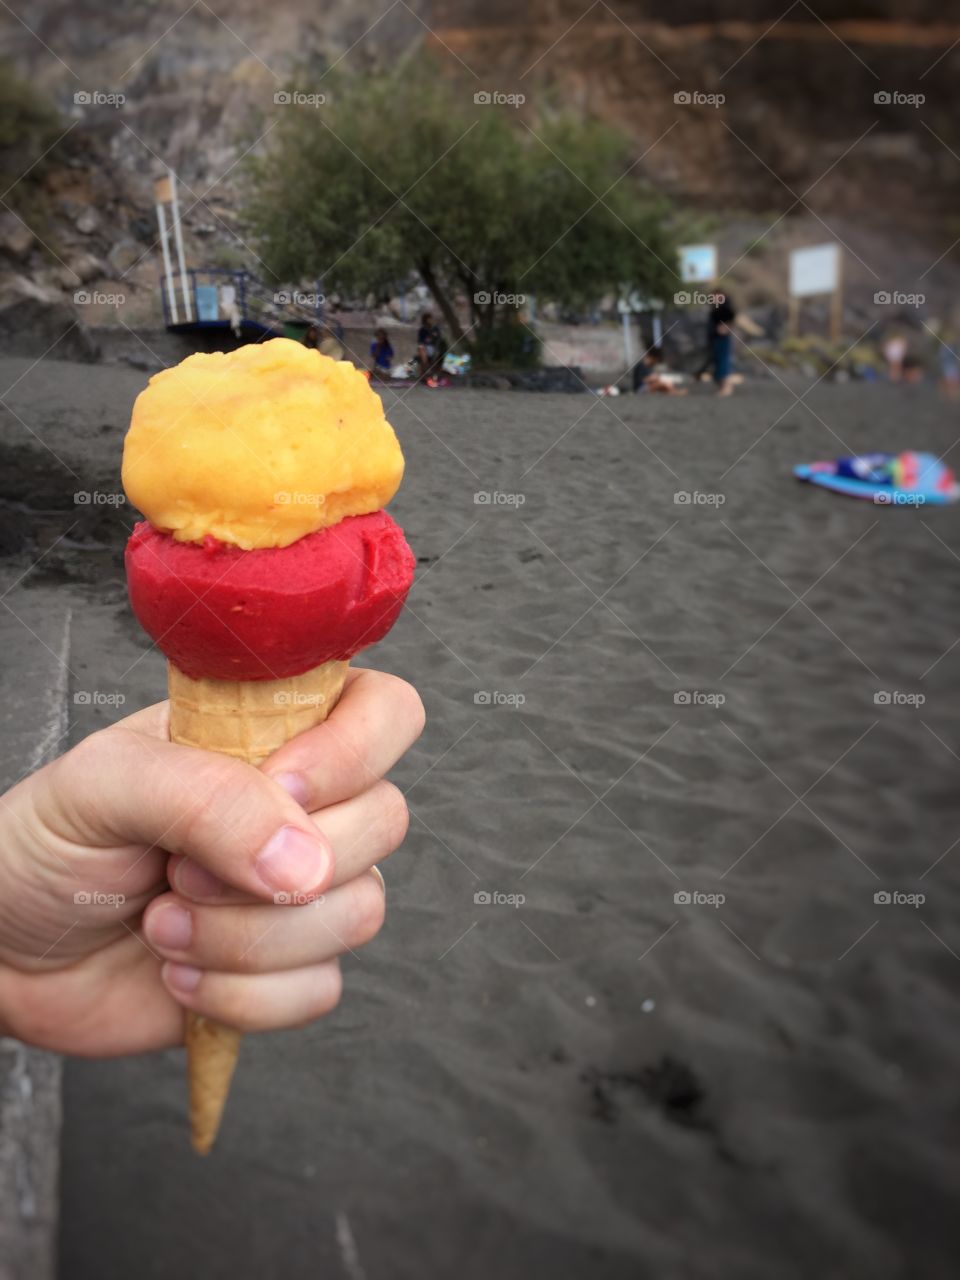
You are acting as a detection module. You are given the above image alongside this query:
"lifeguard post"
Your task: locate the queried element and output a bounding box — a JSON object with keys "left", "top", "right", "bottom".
{"left": 153, "top": 168, "right": 315, "bottom": 342}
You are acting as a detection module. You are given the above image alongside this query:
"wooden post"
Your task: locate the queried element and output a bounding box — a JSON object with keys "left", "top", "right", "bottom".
{"left": 169, "top": 170, "right": 192, "bottom": 323}
{"left": 830, "top": 250, "right": 844, "bottom": 344}
{"left": 154, "top": 199, "right": 178, "bottom": 325}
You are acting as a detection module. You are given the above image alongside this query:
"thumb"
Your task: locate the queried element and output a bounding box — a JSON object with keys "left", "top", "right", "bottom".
{"left": 45, "top": 723, "right": 335, "bottom": 902}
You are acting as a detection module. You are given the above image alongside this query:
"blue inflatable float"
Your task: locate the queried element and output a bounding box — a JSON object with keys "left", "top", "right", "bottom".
{"left": 794, "top": 451, "right": 959, "bottom": 505}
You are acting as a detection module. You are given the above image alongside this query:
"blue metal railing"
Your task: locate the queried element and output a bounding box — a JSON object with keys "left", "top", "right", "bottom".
{"left": 159, "top": 268, "right": 327, "bottom": 334}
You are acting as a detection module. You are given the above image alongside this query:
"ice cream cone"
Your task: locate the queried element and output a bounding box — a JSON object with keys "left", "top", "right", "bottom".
{"left": 167, "top": 658, "right": 349, "bottom": 1154}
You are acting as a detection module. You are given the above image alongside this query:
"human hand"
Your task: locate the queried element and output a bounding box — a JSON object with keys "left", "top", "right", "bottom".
{"left": 0, "top": 668, "right": 423, "bottom": 1057}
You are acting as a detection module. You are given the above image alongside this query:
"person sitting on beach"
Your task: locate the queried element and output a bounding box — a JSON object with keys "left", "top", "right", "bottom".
{"left": 318, "top": 324, "right": 345, "bottom": 361}
{"left": 632, "top": 347, "right": 687, "bottom": 396}
{"left": 416, "top": 312, "right": 444, "bottom": 380}
{"left": 370, "top": 328, "right": 394, "bottom": 380}
{"left": 939, "top": 327, "right": 960, "bottom": 400}
{"left": 883, "top": 334, "right": 908, "bottom": 382}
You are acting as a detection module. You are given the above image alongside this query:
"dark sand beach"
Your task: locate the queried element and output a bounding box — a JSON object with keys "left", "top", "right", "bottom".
{"left": 2, "top": 356, "right": 960, "bottom": 1278}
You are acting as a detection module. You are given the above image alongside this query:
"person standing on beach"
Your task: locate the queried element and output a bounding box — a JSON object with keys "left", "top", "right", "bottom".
{"left": 708, "top": 294, "right": 737, "bottom": 397}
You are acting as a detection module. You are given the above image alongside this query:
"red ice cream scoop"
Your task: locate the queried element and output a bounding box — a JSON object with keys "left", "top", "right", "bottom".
{"left": 126, "top": 510, "right": 415, "bottom": 681}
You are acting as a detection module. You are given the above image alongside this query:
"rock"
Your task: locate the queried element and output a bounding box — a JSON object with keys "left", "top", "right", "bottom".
{"left": 467, "top": 372, "right": 513, "bottom": 391}
{"left": 0, "top": 276, "right": 99, "bottom": 363}
{"left": 0, "top": 211, "right": 35, "bottom": 260}
{"left": 75, "top": 207, "right": 100, "bottom": 235}
{"left": 122, "top": 354, "right": 164, "bottom": 372}
{"left": 106, "top": 239, "right": 142, "bottom": 274}
{"left": 65, "top": 251, "right": 108, "bottom": 284}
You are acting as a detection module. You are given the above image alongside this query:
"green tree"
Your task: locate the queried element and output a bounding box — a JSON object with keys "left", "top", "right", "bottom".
{"left": 0, "top": 63, "right": 64, "bottom": 215}
{"left": 244, "top": 58, "right": 678, "bottom": 357}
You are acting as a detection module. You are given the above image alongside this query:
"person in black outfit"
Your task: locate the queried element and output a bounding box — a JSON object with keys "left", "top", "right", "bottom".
{"left": 416, "top": 312, "right": 444, "bottom": 380}
{"left": 707, "top": 294, "right": 737, "bottom": 396}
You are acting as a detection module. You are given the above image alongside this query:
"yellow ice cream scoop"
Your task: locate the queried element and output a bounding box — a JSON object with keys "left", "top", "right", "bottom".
{"left": 122, "top": 337, "right": 405, "bottom": 549}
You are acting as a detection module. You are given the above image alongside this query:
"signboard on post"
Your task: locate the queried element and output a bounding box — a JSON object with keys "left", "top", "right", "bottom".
{"left": 153, "top": 168, "right": 192, "bottom": 324}
{"left": 679, "top": 244, "right": 718, "bottom": 284}
{"left": 788, "top": 243, "right": 843, "bottom": 340}
{"left": 789, "top": 244, "right": 840, "bottom": 298}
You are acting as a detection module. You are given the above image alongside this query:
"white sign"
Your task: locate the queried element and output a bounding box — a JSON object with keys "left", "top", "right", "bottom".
{"left": 790, "top": 243, "right": 841, "bottom": 298}
{"left": 679, "top": 244, "right": 717, "bottom": 283}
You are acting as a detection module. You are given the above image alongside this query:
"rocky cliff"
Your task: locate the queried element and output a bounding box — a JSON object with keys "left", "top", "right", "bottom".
{"left": 0, "top": 2, "right": 957, "bottom": 337}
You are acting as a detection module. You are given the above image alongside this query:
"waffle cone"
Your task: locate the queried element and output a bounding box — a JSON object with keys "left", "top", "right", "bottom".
{"left": 167, "top": 658, "right": 349, "bottom": 1154}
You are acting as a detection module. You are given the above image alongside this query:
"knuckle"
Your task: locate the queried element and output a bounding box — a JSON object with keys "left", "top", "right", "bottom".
{"left": 48, "top": 728, "right": 140, "bottom": 833}
{"left": 210, "top": 986, "right": 262, "bottom": 1034}
{"left": 176, "top": 756, "right": 257, "bottom": 858}
{"left": 347, "top": 875, "right": 386, "bottom": 947}
{"left": 56, "top": 726, "right": 127, "bottom": 790}
{"left": 308, "top": 961, "right": 343, "bottom": 1020}
{"left": 392, "top": 677, "right": 426, "bottom": 741}
{"left": 377, "top": 781, "right": 409, "bottom": 852}
{"left": 217, "top": 910, "right": 268, "bottom": 974}
{"left": 286, "top": 965, "right": 344, "bottom": 1030}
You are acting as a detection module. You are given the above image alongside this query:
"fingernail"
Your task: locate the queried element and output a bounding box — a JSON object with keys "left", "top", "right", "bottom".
{"left": 270, "top": 771, "right": 311, "bottom": 808}
{"left": 147, "top": 902, "right": 192, "bottom": 950}
{"left": 163, "top": 962, "right": 202, "bottom": 994}
{"left": 255, "top": 825, "right": 331, "bottom": 894}
{"left": 175, "top": 859, "right": 224, "bottom": 901}
{"left": 370, "top": 865, "right": 386, "bottom": 895}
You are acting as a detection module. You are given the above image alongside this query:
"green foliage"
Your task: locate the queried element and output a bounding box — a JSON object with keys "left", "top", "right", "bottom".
{"left": 0, "top": 63, "right": 63, "bottom": 212}
{"left": 471, "top": 318, "right": 542, "bottom": 369}
{"left": 243, "top": 57, "right": 678, "bottom": 356}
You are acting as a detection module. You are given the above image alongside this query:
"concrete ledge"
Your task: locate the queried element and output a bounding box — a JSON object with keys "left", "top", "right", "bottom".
{"left": 0, "top": 602, "right": 71, "bottom": 1280}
